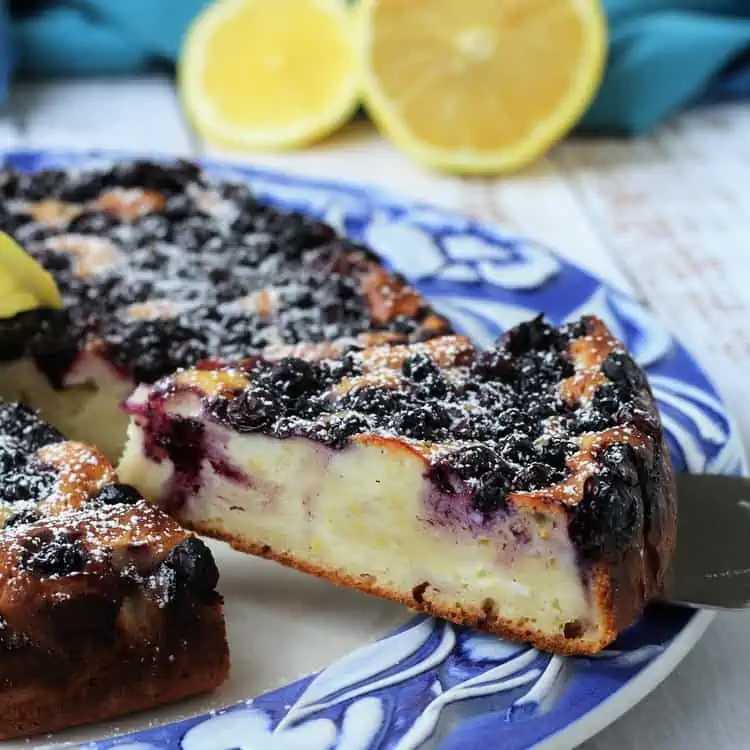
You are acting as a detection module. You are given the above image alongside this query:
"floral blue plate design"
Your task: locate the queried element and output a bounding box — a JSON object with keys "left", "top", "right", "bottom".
{"left": 2, "top": 150, "right": 745, "bottom": 750}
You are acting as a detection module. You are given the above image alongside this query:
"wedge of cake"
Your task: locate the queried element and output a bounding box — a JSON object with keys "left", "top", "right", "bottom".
{"left": 0, "top": 402, "right": 228, "bottom": 739}
{"left": 119, "top": 315, "right": 676, "bottom": 655}
{"left": 0, "top": 160, "right": 449, "bottom": 460}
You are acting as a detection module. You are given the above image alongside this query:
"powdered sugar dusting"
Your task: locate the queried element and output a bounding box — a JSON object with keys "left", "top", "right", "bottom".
{"left": 0, "top": 159, "right": 450, "bottom": 386}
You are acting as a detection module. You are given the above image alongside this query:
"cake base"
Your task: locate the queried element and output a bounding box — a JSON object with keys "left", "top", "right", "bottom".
{"left": 0, "top": 598, "right": 228, "bottom": 740}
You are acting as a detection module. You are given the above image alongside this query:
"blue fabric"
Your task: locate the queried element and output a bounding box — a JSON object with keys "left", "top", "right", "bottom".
{"left": 0, "top": 0, "right": 12, "bottom": 103}
{"left": 0, "top": 0, "right": 749, "bottom": 134}
{"left": 579, "top": 1, "right": 750, "bottom": 133}
{"left": 2, "top": 0, "right": 210, "bottom": 77}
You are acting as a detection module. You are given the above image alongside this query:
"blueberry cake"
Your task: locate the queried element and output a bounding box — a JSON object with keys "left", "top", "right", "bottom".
{"left": 119, "top": 315, "right": 676, "bottom": 655}
{"left": 0, "top": 158, "right": 675, "bottom": 661}
{"left": 0, "top": 160, "right": 449, "bottom": 459}
{"left": 0, "top": 403, "right": 228, "bottom": 739}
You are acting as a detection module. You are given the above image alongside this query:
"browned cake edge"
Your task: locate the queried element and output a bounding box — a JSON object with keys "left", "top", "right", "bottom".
{"left": 605, "top": 433, "right": 677, "bottom": 638}
{"left": 0, "top": 596, "right": 228, "bottom": 740}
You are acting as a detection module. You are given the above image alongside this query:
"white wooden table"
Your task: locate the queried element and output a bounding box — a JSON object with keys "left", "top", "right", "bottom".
{"left": 1, "top": 75, "right": 749, "bottom": 750}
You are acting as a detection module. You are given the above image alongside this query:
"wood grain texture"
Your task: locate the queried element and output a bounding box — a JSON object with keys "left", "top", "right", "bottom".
{"left": 0, "top": 76, "right": 748, "bottom": 750}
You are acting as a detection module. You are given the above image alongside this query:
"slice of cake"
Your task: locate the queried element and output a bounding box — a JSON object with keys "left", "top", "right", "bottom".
{"left": 0, "top": 160, "right": 449, "bottom": 459}
{"left": 119, "top": 315, "right": 676, "bottom": 655}
{"left": 0, "top": 403, "right": 229, "bottom": 739}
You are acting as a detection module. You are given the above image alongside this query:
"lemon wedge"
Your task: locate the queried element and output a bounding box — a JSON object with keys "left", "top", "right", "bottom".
{"left": 358, "top": 0, "right": 607, "bottom": 174}
{"left": 0, "top": 232, "right": 62, "bottom": 317}
{"left": 179, "top": 0, "right": 360, "bottom": 150}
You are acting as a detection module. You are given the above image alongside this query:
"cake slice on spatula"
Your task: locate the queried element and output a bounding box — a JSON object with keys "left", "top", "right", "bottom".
{"left": 120, "top": 315, "right": 676, "bottom": 655}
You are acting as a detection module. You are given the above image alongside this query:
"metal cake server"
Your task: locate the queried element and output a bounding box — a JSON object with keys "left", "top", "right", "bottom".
{"left": 662, "top": 473, "right": 750, "bottom": 610}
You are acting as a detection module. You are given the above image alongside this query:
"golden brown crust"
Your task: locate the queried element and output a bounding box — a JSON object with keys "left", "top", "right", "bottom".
{"left": 93, "top": 187, "right": 167, "bottom": 219}
{"left": 0, "top": 597, "right": 228, "bottom": 740}
{"left": 608, "top": 433, "right": 677, "bottom": 635}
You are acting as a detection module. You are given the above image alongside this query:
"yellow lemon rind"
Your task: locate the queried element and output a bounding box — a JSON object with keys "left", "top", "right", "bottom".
{"left": 0, "top": 231, "right": 62, "bottom": 313}
{"left": 357, "top": 0, "right": 607, "bottom": 175}
{"left": 179, "top": 0, "right": 361, "bottom": 151}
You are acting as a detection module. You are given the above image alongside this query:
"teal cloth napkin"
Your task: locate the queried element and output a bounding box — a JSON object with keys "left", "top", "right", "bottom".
{"left": 1, "top": 0, "right": 750, "bottom": 135}
{"left": 580, "top": 0, "right": 750, "bottom": 133}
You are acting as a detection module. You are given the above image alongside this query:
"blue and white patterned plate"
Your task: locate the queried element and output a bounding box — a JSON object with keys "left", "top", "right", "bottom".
{"left": 3, "top": 151, "right": 745, "bottom": 750}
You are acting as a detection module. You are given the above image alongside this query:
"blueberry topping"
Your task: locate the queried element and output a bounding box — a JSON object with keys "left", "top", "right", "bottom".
{"left": 572, "top": 410, "right": 612, "bottom": 435}
{"left": 341, "top": 387, "right": 406, "bottom": 419}
{"left": 514, "top": 462, "right": 558, "bottom": 491}
{"left": 442, "top": 445, "right": 504, "bottom": 480}
{"left": 601, "top": 443, "right": 640, "bottom": 486}
{"left": 4, "top": 508, "right": 41, "bottom": 528}
{"left": 28, "top": 309, "right": 82, "bottom": 389}
{"left": 20, "top": 528, "right": 87, "bottom": 577}
{"left": 395, "top": 404, "right": 450, "bottom": 440}
{"left": 569, "top": 472, "right": 644, "bottom": 559}
{"left": 163, "top": 537, "right": 219, "bottom": 594}
{"left": 403, "top": 352, "right": 439, "bottom": 382}
{"left": 538, "top": 438, "right": 574, "bottom": 470}
{"left": 473, "top": 472, "right": 510, "bottom": 515}
{"left": 104, "top": 318, "right": 209, "bottom": 384}
{"left": 471, "top": 348, "right": 516, "bottom": 381}
{"left": 326, "top": 414, "right": 370, "bottom": 446}
{"left": 93, "top": 483, "right": 143, "bottom": 506}
{"left": 499, "top": 436, "right": 535, "bottom": 466}
{"left": 591, "top": 382, "right": 623, "bottom": 419}
{"left": 222, "top": 388, "right": 279, "bottom": 432}
{"left": 503, "top": 314, "right": 559, "bottom": 355}
{"left": 0, "top": 159, "right": 448, "bottom": 389}
{"left": 617, "top": 401, "right": 661, "bottom": 438}
{"left": 0, "top": 311, "right": 45, "bottom": 362}
{"left": 562, "top": 317, "right": 592, "bottom": 340}
{"left": 0, "top": 453, "right": 57, "bottom": 506}
{"left": 68, "top": 210, "right": 121, "bottom": 234}
{"left": 259, "top": 358, "right": 323, "bottom": 399}
{"left": 602, "top": 351, "right": 646, "bottom": 391}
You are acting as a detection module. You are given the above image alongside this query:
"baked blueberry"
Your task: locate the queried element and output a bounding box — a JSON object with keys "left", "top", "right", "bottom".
{"left": 163, "top": 537, "right": 220, "bottom": 594}
{"left": 473, "top": 472, "right": 510, "bottom": 515}
{"left": 20, "top": 528, "right": 87, "bottom": 577}
{"left": 261, "top": 358, "right": 323, "bottom": 399}
{"left": 602, "top": 351, "right": 647, "bottom": 391}
{"left": 93, "top": 483, "right": 143, "bottom": 506}
{"left": 443, "top": 445, "right": 504, "bottom": 480}
{"left": 224, "top": 388, "right": 279, "bottom": 432}
{"left": 3, "top": 508, "right": 41, "bottom": 528}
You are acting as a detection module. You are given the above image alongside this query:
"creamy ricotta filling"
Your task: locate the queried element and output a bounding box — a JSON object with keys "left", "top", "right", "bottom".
{"left": 0, "top": 355, "right": 132, "bottom": 461}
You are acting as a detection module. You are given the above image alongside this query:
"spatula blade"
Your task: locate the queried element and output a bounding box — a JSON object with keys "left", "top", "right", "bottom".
{"left": 662, "top": 473, "right": 750, "bottom": 610}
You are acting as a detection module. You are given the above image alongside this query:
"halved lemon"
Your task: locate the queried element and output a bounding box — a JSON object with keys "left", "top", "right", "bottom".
{"left": 358, "top": 0, "right": 606, "bottom": 174}
{"left": 0, "top": 232, "right": 62, "bottom": 317}
{"left": 179, "top": 0, "right": 360, "bottom": 150}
